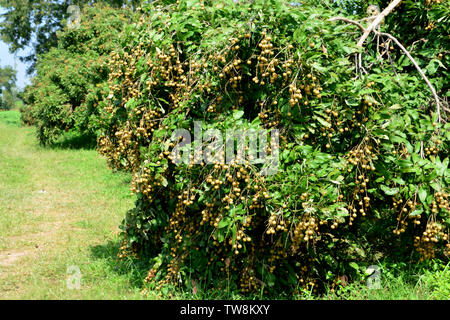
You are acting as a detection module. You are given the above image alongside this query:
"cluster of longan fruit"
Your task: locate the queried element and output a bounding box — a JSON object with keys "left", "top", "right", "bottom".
{"left": 253, "top": 33, "right": 277, "bottom": 86}
{"left": 239, "top": 268, "right": 261, "bottom": 294}
{"left": 344, "top": 143, "right": 376, "bottom": 172}
{"left": 348, "top": 193, "right": 371, "bottom": 223}
{"left": 257, "top": 105, "right": 280, "bottom": 128}
{"left": 228, "top": 229, "right": 252, "bottom": 255}
{"left": 288, "top": 83, "right": 303, "bottom": 107}
{"left": 117, "top": 240, "right": 138, "bottom": 260}
{"left": 431, "top": 191, "right": 449, "bottom": 213}
{"left": 392, "top": 198, "right": 419, "bottom": 235}
{"left": 424, "top": 145, "right": 439, "bottom": 157}
{"left": 295, "top": 260, "right": 318, "bottom": 294}
{"left": 414, "top": 221, "right": 448, "bottom": 260}
{"left": 425, "top": 22, "right": 436, "bottom": 31}
{"left": 144, "top": 268, "right": 157, "bottom": 283}
{"left": 291, "top": 216, "right": 319, "bottom": 253}
{"left": 302, "top": 73, "right": 323, "bottom": 99}
{"left": 426, "top": 0, "right": 444, "bottom": 5}
{"left": 343, "top": 143, "right": 376, "bottom": 225}
{"left": 280, "top": 56, "right": 294, "bottom": 83}
{"left": 266, "top": 213, "right": 287, "bottom": 235}
{"left": 131, "top": 167, "right": 158, "bottom": 199}
{"left": 135, "top": 109, "right": 163, "bottom": 138}
{"left": 98, "top": 133, "right": 140, "bottom": 172}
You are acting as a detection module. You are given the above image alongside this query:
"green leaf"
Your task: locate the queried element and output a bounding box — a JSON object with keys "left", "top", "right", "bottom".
{"left": 389, "top": 104, "right": 402, "bottom": 110}
{"left": 233, "top": 110, "right": 244, "bottom": 120}
{"left": 349, "top": 262, "right": 359, "bottom": 270}
{"left": 218, "top": 219, "right": 229, "bottom": 229}
{"left": 392, "top": 177, "right": 405, "bottom": 185}
{"left": 380, "top": 185, "right": 399, "bottom": 195}
{"left": 409, "top": 208, "right": 423, "bottom": 216}
{"left": 314, "top": 115, "right": 331, "bottom": 128}
{"left": 418, "top": 187, "right": 427, "bottom": 204}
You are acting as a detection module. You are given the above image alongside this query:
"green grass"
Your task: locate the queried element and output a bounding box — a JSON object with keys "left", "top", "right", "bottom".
{"left": 0, "top": 110, "right": 147, "bottom": 299}
{"left": 321, "top": 261, "right": 450, "bottom": 300}
{"left": 0, "top": 110, "right": 448, "bottom": 300}
{"left": 0, "top": 110, "right": 21, "bottom": 127}
{"left": 14, "top": 99, "right": 24, "bottom": 110}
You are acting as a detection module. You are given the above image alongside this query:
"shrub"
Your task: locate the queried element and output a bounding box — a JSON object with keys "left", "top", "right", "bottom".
{"left": 96, "top": 0, "right": 449, "bottom": 295}
{"left": 22, "top": 4, "right": 134, "bottom": 144}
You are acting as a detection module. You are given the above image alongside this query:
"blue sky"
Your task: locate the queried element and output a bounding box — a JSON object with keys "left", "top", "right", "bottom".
{"left": 0, "top": 40, "right": 31, "bottom": 90}
{"left": 0, "top": 6, "right": 31, "bottom": 90}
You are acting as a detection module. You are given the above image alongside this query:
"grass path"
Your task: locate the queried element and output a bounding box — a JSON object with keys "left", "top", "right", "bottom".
{"left": 0, "top": 111, "right": 145, "bottom": 299}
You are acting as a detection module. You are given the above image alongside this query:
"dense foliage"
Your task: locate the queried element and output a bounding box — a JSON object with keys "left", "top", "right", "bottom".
{"left": 0, "top": 0, "right": 139, "bottom": 72}
{"left": 337, "top": 0, "right": 449, "bottom": 96}
{"left": 21, "top": 4, "right": 133, "bottom": 143}
{"left": 0, "top": 65, "right": 17, "bottom": 110}
{"left": 93, "top": 0, "right": 449, "bottom": 295}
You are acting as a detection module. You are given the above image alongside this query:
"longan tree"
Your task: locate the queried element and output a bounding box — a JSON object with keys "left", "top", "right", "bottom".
{"left": 0, "top": 0, "right": 141, "bottom": 73}
{"left": 96, "top": 0, "right": 449, "bottom": 296}
{"left": 22, "top": 4, "right": 136, "bottom": 144}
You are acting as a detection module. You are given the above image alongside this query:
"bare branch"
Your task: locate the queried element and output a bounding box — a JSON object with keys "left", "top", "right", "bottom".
{"left": 329, "top": 17, "right": 365, "bottom": 32}
{"left": 378, "top": 32, "right": 441, "bottom": 122}
{"left": 357, "top": 0, "right": 402, "bottom": 48}
{"left": 329, "top": 15, "right": 442, "bottom": 123}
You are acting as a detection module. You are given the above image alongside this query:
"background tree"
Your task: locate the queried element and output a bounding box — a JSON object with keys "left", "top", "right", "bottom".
{"left": 0, "top": 0, "right": 140, "bottom": 73}
{"left": 0, "top": 64, "right": 17, "bottom": 109}
{"left": 21, "top": 3, "right": 135, "bottom": 143}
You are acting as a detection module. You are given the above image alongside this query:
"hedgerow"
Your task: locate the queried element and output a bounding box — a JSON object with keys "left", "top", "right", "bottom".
{"left": 95, "top": 0, "right": 449, "bottom": 295}
{"left": 21, "top": 4, "right": 134, "bottom": 144}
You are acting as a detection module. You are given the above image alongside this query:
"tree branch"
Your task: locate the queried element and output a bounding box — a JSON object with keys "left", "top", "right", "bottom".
{"left": 357, "top": 0, "right": 402, "bottom": 48}
{"left": 329, "top": 16, "right": 442, "bottom": 123}
{"left": 329, "top": 17, "right": 365, "bottom": 32}
{"left": 378, "top": 31, "right": 441, "bottom": 122}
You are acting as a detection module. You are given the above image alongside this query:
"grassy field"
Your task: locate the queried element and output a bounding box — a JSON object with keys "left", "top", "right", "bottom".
{"left": 0, "top": 110, "right": 148, "bottom": 299}
{"left": 0, "top": 110, "right": 448, "bottom": 300}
